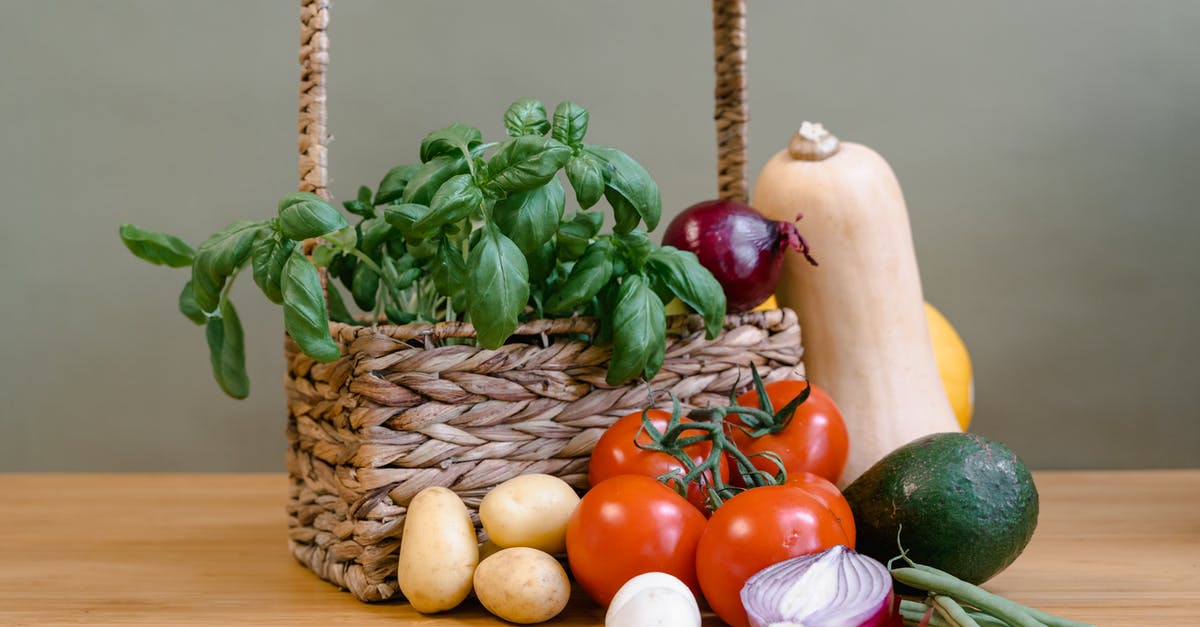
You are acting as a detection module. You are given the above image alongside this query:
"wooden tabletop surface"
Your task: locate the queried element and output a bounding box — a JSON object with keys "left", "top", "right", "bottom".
{"left": 0, "top": 470, "right": 1196, "bottom": 625}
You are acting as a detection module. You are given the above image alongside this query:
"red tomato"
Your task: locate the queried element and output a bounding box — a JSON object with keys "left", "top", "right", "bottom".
{"left": 729, "top": 380, "right": 849, "bottom": 485}
{"left": 566, "top": 474, "right": 708, "bottom": 607}
{"left": 589, "top": 409, "right": 730, "bottom": 513}
{"left": 695, "top": 485, "right": 851, "bottom": 627}
{"left": 786, "top": 471, "right": 856, "bottom": 546}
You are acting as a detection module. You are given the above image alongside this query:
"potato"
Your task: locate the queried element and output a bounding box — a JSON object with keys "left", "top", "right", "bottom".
{"left": 473, "top": 547, "right": 570, "bottom": 624}
{"left": 396, "top": 486, "right": 478, "bottom": 613}
{"left": 479, "top": 473, "right": 580, "bottom": 554}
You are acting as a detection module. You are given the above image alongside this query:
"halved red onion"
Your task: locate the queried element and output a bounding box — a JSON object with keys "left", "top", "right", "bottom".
{"left": 741, "top": 545, "right": 895, "bottom": 627}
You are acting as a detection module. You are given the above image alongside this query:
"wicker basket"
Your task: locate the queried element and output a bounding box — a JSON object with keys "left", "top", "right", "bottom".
{"left": 285, "top": 0, "right": 800, "bottom": 602}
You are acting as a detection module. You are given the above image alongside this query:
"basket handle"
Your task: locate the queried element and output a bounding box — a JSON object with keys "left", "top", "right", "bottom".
{"left": 298, "top": 0, "right": 331, "bottom": 201}
{"left": 297, "top": 0, "right": 750, "bottom": 204}
{"left": 712, "top": 0, "right": 749, "bottom": 204}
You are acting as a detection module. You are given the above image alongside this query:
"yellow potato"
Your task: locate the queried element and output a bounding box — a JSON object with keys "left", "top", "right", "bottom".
{"left": 396, "top": 487, "right": 478, "bottom": 613}
{"left": 473, "top": 547, "right": 570, "bottom": 624}
{"left": 478, "top": 473, "right": 580, "bottom": 554}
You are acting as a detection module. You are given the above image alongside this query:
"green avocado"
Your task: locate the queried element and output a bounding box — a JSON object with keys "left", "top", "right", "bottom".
{"left": 842, "top": 432, "right": 1039, "bottom": 585}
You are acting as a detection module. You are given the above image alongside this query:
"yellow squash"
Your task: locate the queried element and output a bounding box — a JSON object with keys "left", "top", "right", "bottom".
{"left": 753, "top": 122, "right": 962, "bottom": 486}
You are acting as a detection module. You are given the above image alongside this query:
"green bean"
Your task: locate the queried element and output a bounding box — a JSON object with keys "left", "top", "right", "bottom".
{"left": 933, "top": 595, "right": 982, "bottom": 627}
{"left": 907, "top": 564, "right": 1097, "bottom": 627}
{"left": 899, "top": 600, "right": 1009, "bottom": 627}
{"left": 891, "top": 568, "right": 1045, "bottom": 627}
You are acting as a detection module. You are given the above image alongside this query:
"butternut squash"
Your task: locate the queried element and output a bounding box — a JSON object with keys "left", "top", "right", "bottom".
{"left": 753, "top": 122, "right": 961, "bottom": 487}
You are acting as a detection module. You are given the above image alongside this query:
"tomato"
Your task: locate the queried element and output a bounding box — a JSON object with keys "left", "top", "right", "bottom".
{"left": 786, "top": 471, "right": 856, "bottom": 546}
{"left": 566, "top": 474, "right": 708, "bottom": 607}
{"left": 589, "top": 409, "right": 730, "bottom": 513}
{"left": 729, "top": 380, "right": 849, "bottom": 485}
{"left": 695, "top": 485, "right": 851, "bottom": 627}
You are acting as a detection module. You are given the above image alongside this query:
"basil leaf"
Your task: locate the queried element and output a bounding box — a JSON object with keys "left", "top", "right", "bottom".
{"left": 546, "top": 240, "right": 613, "bottom": 314}
{"left": 350, "top": 262, "right": 379, "bottom": 311}
{"left": 278, "top": 192, "right": 348, "bottom": 240}
{"left": 584, "top": 145, "right": 662, "bottom": 231}
{"left": 485, "top": 136, "right": 572, "bottom": 195}
{"left": 551, "top": 101, "right": 589, "bottom": 149}
{"left": 325, "top": 282, "right": 356, "bottom": 325}
{"left": 646, "top": 247, "right": 726, "bottom": 339}
{"left": 408, "top": 238, "right": 438, "bottom": 260}
{"left": 396, "top": 267, "right": 421, "bottom": 290}
{"left": 565, "top": 153, "right": 605, "bottom": 209}
{"left": 178, "top": 281, "right": 207, "bottom": 325}
{"left": 383, "top": 203, "right": 438, "bottom": 240}
{"left": 403, "top": 153, "right": 468, "bottom": 205}
{"left": 375, "top": 163, "right": 421, "bottom": 205}
{"left": 342, "top": 199, "right": 375, "bottom": 219}
{"left": 251, "top": 233, "right": 296, "bottom": 305}
{"left": 431, "top": 237, "right": 467, "bottom": 299}
{"left": 556, "top": 211, "right": 604, "bottom": 261}
{"left": 205, "top": 298, "right": 250, "bottom": 399}
{"left": 192, "top": 221, "right": 266, "bottom": 313}
{"left": 357, "top": 185, "right": 373, "bottom": 204}
{"left": 526, "top": 241, "right": 556, "bottom": 284}
{"left": 310, "top": 245, "right": 337, "bottom": 268}
{"left": 503, "top": 98, "right": 550, "bottom": 137}
{"left": 420, "top": 122, "right": 483, "bottom": 163}
{"left": 468, "top": 224, "right": 529, "bottom": 349}
{"left": 494, "top": 177, "right": 564, "bottom": 255}
{"left": 119, "top": 224, "right": 195, "bottom": 268}
{"left": 617, "top": 229, "right": 652, "bottom": 271}
{"left": 606, "top": 189, "right": 641, "bottom": 234}
{"left": 359, "top": 217, "right": 393, "bottom": 256}
{"left": 282, "top": 250, "right": 340, "bottom": 362}
{"left": 606, "top": 274, "right": 666, "bottom": 385}
{"left": 648, "top": 270, "right": 675, "bottom": 305}
{"left": 385, "top": 303, "right": 417, "bottom": 325}
{"left": 595, "top": 283, "right": 618, "bottom": 345}
{"left": 413, "top": 174, "right": 482, "bottom": 233}
{"left": 328, "top": 252, "right": 357, "bottom": 292}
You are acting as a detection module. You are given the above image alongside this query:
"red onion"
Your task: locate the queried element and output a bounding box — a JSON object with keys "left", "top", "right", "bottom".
{"left": 740, "top": 545, "right": 896, "bottom": 627}
{"left": 662, "top": 200, "right": 815, "bottom": 312}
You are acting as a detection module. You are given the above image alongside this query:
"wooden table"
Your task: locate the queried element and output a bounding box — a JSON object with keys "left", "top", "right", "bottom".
{"left": 0, "top": 471, "right": 1196, "bottom": 625}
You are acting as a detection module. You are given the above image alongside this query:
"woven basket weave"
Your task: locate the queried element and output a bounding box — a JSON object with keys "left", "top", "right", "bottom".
{"left": 285, "top": 0, "right": 799, "bottom": 602}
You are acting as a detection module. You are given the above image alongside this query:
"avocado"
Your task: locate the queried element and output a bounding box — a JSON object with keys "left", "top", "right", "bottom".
{"left": 842, "top": 432, "right": 1039, "bottom": 585}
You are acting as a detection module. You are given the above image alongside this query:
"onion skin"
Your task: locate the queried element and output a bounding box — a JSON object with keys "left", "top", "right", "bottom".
{"left": 662, "top": 199, "right": 813, "bottom": 312}
{"left": 741, "top": 545, "right": 896, "bottom": 627}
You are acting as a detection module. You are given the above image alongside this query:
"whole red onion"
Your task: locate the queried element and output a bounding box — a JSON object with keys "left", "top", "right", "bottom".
{"left": 662, "top": 199, "right": 815, "bottom": 312}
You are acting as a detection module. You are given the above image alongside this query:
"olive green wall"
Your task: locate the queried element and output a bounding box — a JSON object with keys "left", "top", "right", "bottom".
{"left": 3, "top": 1, "right": 1196, "bottom": 471}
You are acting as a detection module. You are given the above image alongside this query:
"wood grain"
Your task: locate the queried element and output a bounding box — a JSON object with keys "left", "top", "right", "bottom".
{"left": 0, "top": 471, "right": 1195, "bottom": 625}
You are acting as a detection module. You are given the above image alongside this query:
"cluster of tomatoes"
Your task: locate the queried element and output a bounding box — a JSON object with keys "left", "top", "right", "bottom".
{"left": 564, "top": 378, "right": 856, "bottom": 627}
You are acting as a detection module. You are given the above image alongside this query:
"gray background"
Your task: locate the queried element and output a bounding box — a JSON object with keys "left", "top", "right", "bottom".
{"left": 3, "top": 1, "right": 1197, "bottom": 471}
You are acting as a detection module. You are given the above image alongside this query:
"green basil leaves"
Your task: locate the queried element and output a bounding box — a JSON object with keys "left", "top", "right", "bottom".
{"left": 504, "top": 98, "right": 551, "bottom": 137}
{"left": 606, "top": 274, "right": 666, "bottom": 385}
{"left": 282, "top": 249, "right": 340, "bottom": 363}
{"left": 494, "top": 177, "right": 564, "bottom": 255}
{"left": 420, "top": 123, "right": 483, "bottom": 162}
{"left": 485, "top": 136, "right": 572, "bottom": 195}
{"left": 119, "top": 97, "right": 727, "bottom": 397}
{"left": 468, "top": 224, "right": 529, "bottom": 349}
{"left": 192, "top": 221, "right": 266, "bottom": 313}
{"left": 119, "top": 224, "right": 195, "bottom": 267}
{"left": 584, "top": 145, "right": 662, "bottom": 233}
{"left": 206, "top": 298, "right": 250, "bottom": 399}
{"left": 647, "top": 247, "right": 726, "bottom": 339}
{"left": 277, "top": 192, "right": 348, "bottom": 240}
